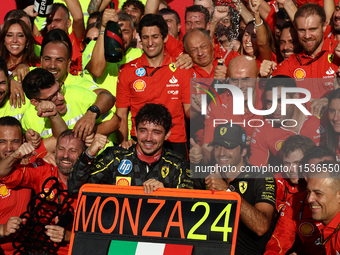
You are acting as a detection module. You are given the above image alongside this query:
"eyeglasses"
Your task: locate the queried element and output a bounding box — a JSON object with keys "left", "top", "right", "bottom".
{"left": 83, "top": 37, "right": 98, "bottom": 46}
{"left": 37, "top": 82, "right": 65, "bottom": 103}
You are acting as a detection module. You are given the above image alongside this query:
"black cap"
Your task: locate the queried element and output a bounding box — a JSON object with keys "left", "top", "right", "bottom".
{"left": 208, "top": 124, "right": 246, "bottom": 149}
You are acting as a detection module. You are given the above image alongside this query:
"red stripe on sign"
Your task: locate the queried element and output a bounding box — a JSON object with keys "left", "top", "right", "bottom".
{"left": 106, "top": 30, "right": 123, "bottom": 46}
{"left": 163, "top": 244, "right": 193, "bottom": 255}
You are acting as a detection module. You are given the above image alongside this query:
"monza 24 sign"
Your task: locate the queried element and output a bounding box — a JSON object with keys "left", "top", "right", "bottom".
{"left": 69, "top": 185, "right": 241, "bottom": 255}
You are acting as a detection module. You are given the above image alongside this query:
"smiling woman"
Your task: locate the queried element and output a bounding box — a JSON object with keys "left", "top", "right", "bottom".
{"left": 0, "top": 19, "right": 40, "bottom": 72}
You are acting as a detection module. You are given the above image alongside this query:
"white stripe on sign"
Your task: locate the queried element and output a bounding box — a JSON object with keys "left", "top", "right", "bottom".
{"left": 135, "top": 242, "right": 165, "bottom": 255}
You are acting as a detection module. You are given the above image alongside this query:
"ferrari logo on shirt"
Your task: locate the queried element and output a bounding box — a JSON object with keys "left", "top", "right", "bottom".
{"left": 239, "top": 181, "right": 247, "bottom": 194}
{"left": 328, "top": 53, "right": 334, "bottom": 63}
{"left": 293, "top": 68, "right": 306, "bottom": 80}
{"left": 169, "top": 63, "right": 177, "bottom": 72}
{"left": 161, "top": 166, "right": 169, "bottom": 178}
{"left": 299, "top": 222, "right": 314, "bottom": 236}
{"left": 0, "top": 184, "right": 10, "bottom": 198}
{"left": 116, "top": 176, "right": 131, "bottom": 186}
{"left": 220, "top": 127, "right": 227, "bottom": 136}
{"left": 133, "top": 80, "right": 146, "bottom": 92}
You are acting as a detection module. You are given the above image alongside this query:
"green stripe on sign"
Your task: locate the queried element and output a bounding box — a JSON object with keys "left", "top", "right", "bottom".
{"left": 108, "top": 240, "right": 138, "bottom": 255}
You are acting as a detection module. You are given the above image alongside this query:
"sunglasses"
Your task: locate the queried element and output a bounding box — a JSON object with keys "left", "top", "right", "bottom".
{"left": 83, "top": 37, "right": 98, "bottom": 45}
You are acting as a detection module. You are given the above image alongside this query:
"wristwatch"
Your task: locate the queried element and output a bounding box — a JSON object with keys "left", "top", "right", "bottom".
{"left": 87, "top": 105, "right": 101, "bottom": 119}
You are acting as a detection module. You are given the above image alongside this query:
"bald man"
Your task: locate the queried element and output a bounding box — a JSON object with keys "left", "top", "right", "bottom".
{"left": 190, "top": 55, "right": 263, "bottom": 164}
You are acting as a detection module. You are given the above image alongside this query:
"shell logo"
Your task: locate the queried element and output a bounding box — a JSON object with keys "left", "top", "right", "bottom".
{"left": 133, "top": 80, "right": 146, "bottom": 92}
{"left": 275, "top": 140, "right": 284, "bottom": 151}
{"left": 299, "top": 222, "right": 314, "bottom": 236}
{"left": 293, "top": 68, "right": 306, "bottom": 80}
{"left": 116, "top": 176, "right": 131, "bottom": 186}
{"left": 0, "top": 184, "right": 10, "bottom": 198}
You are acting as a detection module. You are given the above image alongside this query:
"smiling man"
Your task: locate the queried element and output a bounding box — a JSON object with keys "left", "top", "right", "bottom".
{"left": 201, "top": 123, "right": 276, "bottom": 255}
{"left": 306, "top": 161, "right": 340, "bottom": 254}
{"left": 68, "top": 103, "right": 193, "bottom": 194}
{"left": 115, "top": 14, "right": 192, "bottom": 159}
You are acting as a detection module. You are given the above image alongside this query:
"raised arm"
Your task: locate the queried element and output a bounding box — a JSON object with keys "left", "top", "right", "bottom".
{"left": 64, "top": 0, "right": 85, "bottom": 39}
{"left": 231, "top": 0, "right": 254, "bottom": 25}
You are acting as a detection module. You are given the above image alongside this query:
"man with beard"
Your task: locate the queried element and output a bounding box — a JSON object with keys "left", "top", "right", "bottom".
{"left": 200, "top": 123, "right": 277, "bottom": 255}
{"left": 273, "top": 3, "right": 340, "bottom": 117}
{"left": 209, "top": 5, "right": 241, "bottom": 58}
{"left": 0, "top": 129, "right": 86, "bottom": 255}
{"left": 67, "top": 103, "right": 194, "bottom": 194}
{"left": 249, "top": 76, "right": 325, "bottom": 166}
{"left": 122, "top": 0, "right": 145, "bottom": 28}
{"left": 0, "top": 57, "right": 29, "bottom": 121}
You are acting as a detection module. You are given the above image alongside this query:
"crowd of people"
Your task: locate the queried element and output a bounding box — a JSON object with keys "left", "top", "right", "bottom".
{"left": 0, "top": 0, "right": 340, "bottom": 254}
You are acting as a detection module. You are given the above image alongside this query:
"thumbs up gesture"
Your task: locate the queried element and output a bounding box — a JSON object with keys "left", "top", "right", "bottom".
{"left": 189, "top": 138, "right": 203, "bottom": 164}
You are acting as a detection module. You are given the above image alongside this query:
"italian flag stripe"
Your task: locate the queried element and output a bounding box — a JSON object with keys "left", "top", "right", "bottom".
{"left": 108, "top": 240, "right": 193, "bottom": 255}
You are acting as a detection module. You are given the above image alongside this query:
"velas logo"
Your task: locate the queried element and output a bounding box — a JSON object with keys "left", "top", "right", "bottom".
{"left": 198, "top": 83, "right": 311, "bottom": 116}
{"left": 194, "top": 82, "right": 222, "bottom": 115}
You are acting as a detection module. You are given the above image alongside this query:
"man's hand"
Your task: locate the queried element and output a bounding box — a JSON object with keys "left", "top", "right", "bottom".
{"left": 23, "top": 5, "right": 38, "bottom": 18}
{"left": 45, "top": 225, "right": 65, "bottom": 243}
{"left": 259, "top": 60, "right": 277, "bottom": 78}
{"left": 143, "top": 179, "right": 164, "bottom": 194}
{"left": 0, "top": 217, "right": 23, "bottom": 236}
{"left": 101, "top": 8, "right": 119, "bottom": 29}
{"left": 211, "top": 6, "right": 230, "bottom": 24}
{"left": 310, "top": 97, "right": 328, "bottom": 117}
{"left": 36, "top": 101, "right": 58, "bottom": 118}
{"left": 189, "top": 138, "right": 203, "bottom": 164}
{"left": 119, "top": 140, "right": 137, "bottom": 149}
{"left": 214, "top": 62, "right": 227, "bottom": 78}
{"left": 249, "top": 0, "right": 260, "bottom": 13}
{"left": 205, "top": 172, "right": 229, "bottom": 191}
{"left": 12, "top": 143, "right": 37, "bottom": 161}
{"left": 9, "top": 79, "right": 25, "bottom": 108}
{"left": 25, "top": 129, "right": 42, "bottom": 149}
{"left": 12, "top": 63, "right": 30, "bottom": 83}
{"left": 73, "top": 111, "right": 97, "bottom": 140}
{"left": 87, "top": 134, "right": 109, "bottom": 157}
{"left": 175, "top": 54, "right": 193, "bottom": 70}
{"left": 43, "top": 151, "right": 57, "bottom": 166}
{"left": 191, "top": 94, "right": 202, "bottom": 113}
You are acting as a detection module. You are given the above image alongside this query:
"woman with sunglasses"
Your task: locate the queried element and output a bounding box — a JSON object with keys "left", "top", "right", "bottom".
{"left": 83, "top": 22, "right": 101, "bottom": 49}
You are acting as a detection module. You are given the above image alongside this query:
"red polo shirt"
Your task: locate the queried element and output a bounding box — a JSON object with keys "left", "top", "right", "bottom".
{"left": 316, "top": 210, "right": 340, "bottom": 255}
{"left": 116, "top": 52, "right": 193, "bottom": 143}
{"left": 272, "top": 37, "right": 338, "bottom": 102}
{"left": 0, "top": 159, "right": 78, "bottom": 255}
{"left": 249, "top": 116, "right": 325, "bottom": 166}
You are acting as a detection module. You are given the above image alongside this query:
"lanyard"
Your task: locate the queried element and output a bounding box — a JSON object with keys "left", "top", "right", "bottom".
{"left": 143, "top": 66, "right": 161, "bottom": 77}
{"left": 321, "top": 222, "right": 340, "bottom": 245}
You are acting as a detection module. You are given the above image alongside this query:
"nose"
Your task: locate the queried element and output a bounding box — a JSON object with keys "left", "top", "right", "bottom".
{"left": 219, "top": 147, "right": 228, "bottom": 156}
{"left": 304, "top": 30, "right": 311, "bottom": 39}
{"left": 307, "top": 191, "right": 315, "bottom": 204}
{"left": 5, "top": 142, "right": 13, "bottom": 152}
{"left": 334, "top": 111, "right": 340, "bottom": 121}
{"left": 148, "top": 37, "right": 153, "bottom": 46}
{"left": 12, "top": 34, "right": 18, "bottom": 43}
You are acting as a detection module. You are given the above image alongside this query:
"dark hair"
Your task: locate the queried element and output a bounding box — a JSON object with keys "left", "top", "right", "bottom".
{"left": 277, "top": 8, "right": 290, "bottom": 20}
{"left": 57, "top": 129, "right": 86, "bottom": 152}
{"left": 183, "top": 27, "right": 211, "bottom": 52}
{"left": 0, "top": 57, "right": 9, "bottom": 80}
{"left": 41, "top": 29, "right": 72, "bottom": 59}
{"left": 122, "top": 0, "right": 145, "bottom": 14}
{"left": 88, "top": 11, "right": 103, "bottom": 26}
{"left": 0, "top": 19, "right": 40, "bottom": 67}
{"left": 135, "top": 103, "right": 173, "bottom": 134}
{"left": 185, "top": 5, "right": 210, "bottom": 24}
{"left": 85, "top": 21, "right": 101, "bottom": 38}
{"left": 282, "top": 21, "right": 295, "bottom": 30}
{"left": 159, "top": 8, "right": 181, "bottom": 25}
{"left": 239, "top": 20, "right": 276, "bottom": 57}
{"left": 138, "top": 14, "right": 168, "bottom": 39}
{"left": 306, "top": 161, "right": 340, "bottom": 187}
{"left": 264, "top": 75, "right": 297, "bottom": 92}
{"left": 280, "top": 135, "right": 316, "bottom": 159}
{"left": 4, "top": 9, "right": 31, "bottom": 27}
{"left": 22, "top": 68, "right": 56, "bottom": 99}
{"left": 294, "top": 3, "right": 326, "bottom": 25}
{"left": 51, "top": 3, "right": 70, "bottom": 20}
{"left": 118, "top": 11, "right": 135, "bottom": 30}
{"left": 326, "top": 88, "right": 340, "bottom": 154}
{"left": 0, "top": 116, "right": 22, "bottom": 132}
{"left": 301, "top": 146, "right": 336, "bottom": 166}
